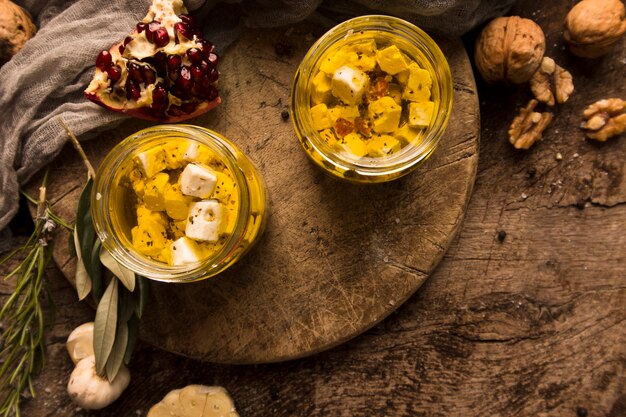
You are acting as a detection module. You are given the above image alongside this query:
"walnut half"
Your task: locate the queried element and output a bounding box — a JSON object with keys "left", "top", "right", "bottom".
{"left": 530, "top": 57, "right": 574, "bottom": 106}
{"left": 582, "top": 98, "right": 626, "bottom": 141}
{"left": 508, "top": 99, "right": 553, "bottom": 149}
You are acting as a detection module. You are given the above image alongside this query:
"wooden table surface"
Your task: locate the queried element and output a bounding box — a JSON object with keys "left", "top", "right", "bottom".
{"left": 1, "top": 0, "right": 625, "bottom": 416}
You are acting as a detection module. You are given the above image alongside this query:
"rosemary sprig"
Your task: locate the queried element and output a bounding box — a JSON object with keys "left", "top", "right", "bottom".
{"left": 0, "top": 171, "right": 71, "bottom": 417}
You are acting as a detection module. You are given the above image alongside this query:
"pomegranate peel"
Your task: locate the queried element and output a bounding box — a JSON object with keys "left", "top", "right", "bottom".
{"left": 84, "top": 0, "right": 220, "bottom": 122}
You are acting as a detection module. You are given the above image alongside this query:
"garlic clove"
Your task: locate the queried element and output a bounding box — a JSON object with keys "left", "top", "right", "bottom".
{"left": 66, "top": 322, "right": 95, "bottom": 365}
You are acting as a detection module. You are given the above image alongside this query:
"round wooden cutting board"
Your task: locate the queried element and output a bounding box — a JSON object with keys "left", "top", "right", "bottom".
{"left": 36, "top": 25, "right": 479, "bottom": 364}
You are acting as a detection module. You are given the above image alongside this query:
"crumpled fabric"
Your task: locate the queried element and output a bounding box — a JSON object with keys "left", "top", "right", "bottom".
{"left": 0, "top": 0, "right": 514, "bottom": 249}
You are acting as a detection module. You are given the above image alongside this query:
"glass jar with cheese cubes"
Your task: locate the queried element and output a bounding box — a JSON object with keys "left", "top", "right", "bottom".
{"left": 91, "top": 125, "right": 268, "bottom": 282}
{"left": 291, "top": 15, "right": 453, "bottom": 183}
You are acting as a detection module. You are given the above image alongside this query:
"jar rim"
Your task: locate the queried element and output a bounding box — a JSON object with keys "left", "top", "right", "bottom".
{"left": 290, "top": 15, "right": 453, "bottom": 181}
{"left": 91, "top": 124, "right": 252, "bottom": 282}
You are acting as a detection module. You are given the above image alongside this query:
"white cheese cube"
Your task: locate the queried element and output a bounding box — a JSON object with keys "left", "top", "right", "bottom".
{"left": 185, "top": 200, "right": 224, "bottom": 242}
{"left": 179, "top": 163, "right": 217, "bottom": 198}
{"left": 135, "top": 147, "right": 166, "bottom": 178}
{"left": 170, "top": 237, "right": 204, "bottom": 265}
{"left": 331, "top": 65, "right": 370, "bottom": 105}
{"left": 183, "top": 142, "right": 200, "bottom": 161}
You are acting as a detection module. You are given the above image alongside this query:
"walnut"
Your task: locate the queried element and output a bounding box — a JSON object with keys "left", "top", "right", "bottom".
{"left": 0, "top": 0, "right": 37, "bottom": 67}
{"left": 508, "top": 99, "right": 553, "bottom": 149}
{"left": 475, "top": 16, "right": 546, "bottom": 84}
{"left": 530, "top": 57, "right": 575, "bottom": 106}
{"left": 581, "top": 98, "right": 626, "bottom": 141}
{"left": 564, "top": 0, "right": 626, "bottom": 58}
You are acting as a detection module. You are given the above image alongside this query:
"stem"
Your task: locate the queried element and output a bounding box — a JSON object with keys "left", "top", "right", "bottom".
{"left": 59, "top": 119, "right": 96, "bottom": 180}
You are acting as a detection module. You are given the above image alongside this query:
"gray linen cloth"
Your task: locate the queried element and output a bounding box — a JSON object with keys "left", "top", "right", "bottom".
{"left": 0, "top": 0, "right": 514, "bottom": 249}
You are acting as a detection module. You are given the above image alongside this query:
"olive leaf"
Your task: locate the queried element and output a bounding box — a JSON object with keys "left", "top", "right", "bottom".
{"left": 134, "top": 275, "right": 150, "bottom": 319}
{"left": 100, "top": 249, "right": 136, "bottom": 292}
{"left": 73, "top": 229, "right": 91, "bottom": 301}
{"left": 74, "top": 178, "right": 92, "bottom": 245}
{"left": 94, "top": 278, "right": 118, "bottom": 376}
{"left": 105, "top": 319, "right": 128, "bottom": 383}
{"left": 124, "top": 314, "right": 139, "bottom": 365}
{"left": 118, "top": 286, "right": 135, "bottom": 323}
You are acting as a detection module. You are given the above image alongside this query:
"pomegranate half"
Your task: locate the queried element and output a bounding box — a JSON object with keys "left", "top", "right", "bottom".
{"left": 84, "top": 0, "right": 220, "bottom": 122}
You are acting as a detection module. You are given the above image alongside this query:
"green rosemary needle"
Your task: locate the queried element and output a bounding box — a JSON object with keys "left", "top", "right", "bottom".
{"left": 0, "top": 171, "right": 71, "bottom": 417}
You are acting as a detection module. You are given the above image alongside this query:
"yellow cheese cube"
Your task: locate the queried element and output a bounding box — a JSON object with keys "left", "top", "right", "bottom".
{"left": 311, "top": 71, "right": 332, "bottom": 105}
{"left": 394, "top": 123, "right": 424, "bottom": 146}
{"left": 128, "top": 168, "right": 146, "bottom": 198}
{"left": 402, "top": 64, "right": 432, "bottom": 102}
{"left": 336, "top": 133, "right": 368, "bottom": 157}
{"left": 368, "top": 96, "right": 402, "bottom": 133}
{"left": 367, "top": 135, "right": 401, "bottom": 157}
{"left": 396, "top": 69, "right": 409, "bottom": 85}
{"left": 347, "top": 51, "right": 377, "bottom": 71}
{"left": 328, "top": 105, "right": 361, "bottom": 123}
{"left": 319, "top": 129, "right": 338, "bottom": 147}
{"left": 387, "top": 83, "right": 403, "bottom": 105}
{"left": 331, "top": 65, "right": 370, "bottom": 105}
{"left": 131, "top": 219, "right": 170, "bottom": 257}
{"left": 224, "top": 207, "right": 237, "bottom": 234}
{"left": 310, "top": 103, "right": 333, "bottom": 130}
{"left": 319, "top": 48, "right": 350, "bottom": 74}
{"left": 143, "top": 172, "right": 169, "bottom": 211}
{"left": 376, "top": 45, "right": 410, "bottom": 75}
{"left": 212, "top": 171, "right": 236, "bottom": 203}
{"left": 162, "top": 140, "right": 188, "bottom": 169}
{"left": 163, "top": 182, "right": 192, "bottom": 220}
{"left": 408, "top": 101, "right": 435, "bottom": 127}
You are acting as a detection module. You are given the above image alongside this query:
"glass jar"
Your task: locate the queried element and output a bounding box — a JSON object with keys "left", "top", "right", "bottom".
{"left": 91, "top": 125, "right": 268, "bottom": 282}
{"left": 290, "top": 15, "right": 453, "bottom": 183}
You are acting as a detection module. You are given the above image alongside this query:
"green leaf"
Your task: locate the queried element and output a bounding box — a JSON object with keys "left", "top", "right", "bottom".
{"left": 68, "top": 229, "right": 77, "bottom": 258}
{"left": 75, "top": 179, "right": 93, "bottom": 244}
{"left": 100, "top": 249, "right": 135, "bottom": 292}
{"left": 73, "top": 229, "right": 91, "bottom": 301}
{"left": 118, "top": 287, "right": 135, "bottom": 323}
{"left": 105, "top": 319, "right": 128, "bottom": 383}
{"left": 124, "top": 314, "right": 139, "bottom": 365}
{"left": 80, "top": 210, "right": 96, "bottom": 278}
{"left": 134, "top": 275, "right": 150, "bottom": 319}
{"left": 94, "top": 278, "right": 118, "bottom": 376}
{"left": 89, "top": 239, "right": 103, "bottom": 294}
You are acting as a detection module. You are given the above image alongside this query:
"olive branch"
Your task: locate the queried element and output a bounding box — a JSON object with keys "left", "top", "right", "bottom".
{"left": 62, "top": 120, "right": 149, "bottom": 383}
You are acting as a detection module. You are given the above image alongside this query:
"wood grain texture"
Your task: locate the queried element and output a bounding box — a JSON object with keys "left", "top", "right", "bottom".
{"left": 30, "top": 26, "right": 479, "bottom": 363}
{"left": 3, "top": 1, "right": 625, "bottom": 416}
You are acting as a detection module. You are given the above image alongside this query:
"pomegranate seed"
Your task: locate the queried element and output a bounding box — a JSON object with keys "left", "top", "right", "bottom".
{"left": 106, "top": 65, "right": 121, "bottom": 84}
{"left": 125, "top": 81, "right": 141, "bottom": 101}
{"left": 179, "top": 14, "right": 198, "bottom": 29}
{"left": 142, "top": 67, "right": 156, "bottom": 85}
{"left": 181, "top": 102, "right": 197, "bottom": 113}
{"left": 199, "top": 39, "right": 216, "bottom": 54}
{"left": 191, "top": 82, "right": 204, "bottom": 97}
{"left": 206, "top": 52, "right": 219, "bottom": 67}
{"left": 119, "top": 36, "right": 133, "bottom": 54}
{"left": 168, "top": 106, "right": 184, "bottom": 117}
{"left": 153, "top": 28, "right": 169, "bottom": 48}
{"left": 146, "top": 21, "right": 160, "bottom": 43}
{"left": 198, "top": 60, "right": 210, "bottom": 74}
{"left": 187, "top": 48, "right": 203, "bottom": 64}
{"left": 174, "top": 22, "right": 193, "bottom": 42}
{"left": 208, "top": 68, "right": 219, "bottom": 82}
{"left": 178, "top": 66, "right": 192, "bottom": 88}
{"left": 190, "top": 65, "right": 204, "bottom": 80}
{"left": 166, "top": 55, "right": 181, "bottom": 70}
{"left": 128, "top": 63, "right": 143, "bottom": 83}
{"left": 136, "top": 22, "right": 147, "bottom": 33}
{"left": 152, "top": 84, "right": 168, "bottom": 103}
{"left": 96, "top": 50, "right": 112, "bottom": 70}
{"left": 168, "top": 69, "right": 179, "bottom": 82}
{"left": 207, "top": 85, "right": 219, "bottom": 100}
{"left": 151, "top": 51, "right": 167, "bottom": 75}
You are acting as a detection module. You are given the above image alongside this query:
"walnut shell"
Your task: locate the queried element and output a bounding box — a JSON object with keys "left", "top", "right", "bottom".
{"left": 475, "top": 16, "right": 546, "bottom": 84}
{"left": 564, "top": 0, "right": 626, "bottom": 58}
{"left": 0, "top": 0, "right": 36, "bottom": 67}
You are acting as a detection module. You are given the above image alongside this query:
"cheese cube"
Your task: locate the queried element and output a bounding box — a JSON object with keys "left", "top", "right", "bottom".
{"left": 348, "top": 39, "right": 378, "bottom": 55}
{"left": 128, "top": 168, "right": 146, "bottom": 197}
{"left": 179, "top": 163, "right": 217, "bottom": 198}
{"left": 143, "top": 172, "right": 169, "bottom": 211}
{"left": 376, "top": 45, "right": 410, "bottom": 75}
{"left": 136, "top": 205, "right": 168, "bottom": 226}
{"left": 135, "top": 147, "right": 167, "bottom": 178}
{"left": 162, "top": 140, "right": 187, "bottom": 169}
{"left": 319, "top": 49, "right": 350, "bottom": 74}
{"left": 368, "top": 96, "right": 402, "bottom": 133}
{"left": 395, "top": 123, "right": 424, "bottom": 146}
{"left": 170, "top": 219, "right": 187, "bottom": 239}
{"left": 310, "top": 103, "right": 333, "bottom": 130}
{"left": 336, "top": 133, "right": 368, "bottom": 158}
{"left": 319, "top": 129, "right": 338, "bottom": 147}
{"left": 408, "top": 101, "right": 435, "bottom": 127}
{"left": 164, "top": 182, "right": 193, "bottom": 220}
{"left": 402, "top": 64, "right": 432, "bottom": 102}
{"left": 170, "top": 237, "right": 205, "bottom": 265}
{"left": 183, "top": 142, "right": 215, "bottom": 164}
{"left": 328, "top": 105, "right": 361, "bottom": 123}
{"left": 367, "top": 135, "right": 401, "bottom": 157}
{"left": 131, "top": 218, "right": 170, "bottom": 257}
{"left": 387, "top": 83, "right": 403, "bottom": 105}
{"left": 311, "top": 71, "right": 332, "bottom": 105}
{"left": 331, "top": 65, "right": 370, "bottom": 105}
{"left": 185, "top": 200, "right": 224, "bottom": 242}
{"left": 212, "top": 172, "right": 235, "bottom": 203}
